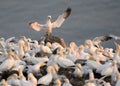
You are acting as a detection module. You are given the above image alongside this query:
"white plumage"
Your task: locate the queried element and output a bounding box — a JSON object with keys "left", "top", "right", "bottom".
{"left": 37, "top": 66, "right": 53, "bottom": 85}
{"left": 29, "top": 7, "right": 71, "bottom": 35}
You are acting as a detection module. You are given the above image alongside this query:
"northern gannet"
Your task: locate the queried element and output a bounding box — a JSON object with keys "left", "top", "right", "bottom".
{"left": 29, "top": 7, "right": 71, "bottom": 36}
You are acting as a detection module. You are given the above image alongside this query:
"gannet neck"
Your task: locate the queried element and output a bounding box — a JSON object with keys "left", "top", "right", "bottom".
{"left": 89, "top": 70, "right": 94, "bottom": 81}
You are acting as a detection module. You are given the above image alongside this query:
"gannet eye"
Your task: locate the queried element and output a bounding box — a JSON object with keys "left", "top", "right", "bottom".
{"left": 11, "top": 49, "right": 15, "bottom": 52}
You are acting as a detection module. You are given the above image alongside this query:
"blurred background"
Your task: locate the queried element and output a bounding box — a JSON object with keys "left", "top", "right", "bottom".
{"left": 0, "top": 0, "right": 120, "bottom": 48}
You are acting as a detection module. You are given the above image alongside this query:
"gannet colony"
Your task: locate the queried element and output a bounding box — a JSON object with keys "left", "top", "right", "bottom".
{"left": 0, "top": 7, "right": 120, "bottom": 86}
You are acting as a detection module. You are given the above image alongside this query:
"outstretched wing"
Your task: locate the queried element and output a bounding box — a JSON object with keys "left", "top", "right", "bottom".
{"left": 109, "top": 34, "right": 120, "bottom": 40}
{"left": 29, "top": 22, "right": 47, "bottom": 31}
{"left": 93, "top": 34, "right": 120, "bottom": 43}
{"left": 52, "top": 7, "right": 72, "bottom": 28}
{"left": 93, "top": 35, "right": 112, "bottom": 43}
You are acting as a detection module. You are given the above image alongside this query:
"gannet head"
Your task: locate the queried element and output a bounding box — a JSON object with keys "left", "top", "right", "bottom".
{"left": 28, "top": 73, "right": 34, "bottom": 78}
{"left": 39, "top": 62, "right": 46, "bottom": 67}
{"left": 48, "top": 15, "right": 51, "bottom": 19}
{"left": 54, "top": 79, "right": 62, "bottom": 86}
{"left": 40, "top": 41, "right": 45, "bottom": 45}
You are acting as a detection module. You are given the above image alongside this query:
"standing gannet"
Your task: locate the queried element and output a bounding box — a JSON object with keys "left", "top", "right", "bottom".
{"left": 55, "top": 47, "right": 75, "bottom": 68}
{"left": 37, "top": 66, "right": 53, "bottom": 85}
{"left": 0, "top": 51, "right": 15, "bottom": 72}
{"left": 28, "top": 73, "right": 37, "bottom": 86}
{"left": 73, "top": 63, "right": 83, "bottom": 78}
{"left": 29, "top": 7, "right": 71, "bottom": 36}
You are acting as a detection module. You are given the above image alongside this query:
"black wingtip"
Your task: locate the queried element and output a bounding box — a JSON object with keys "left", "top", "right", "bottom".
{"left": 64, "top": 7, "right": 72, "bottom": 19}
{"left": 101, "top": 35, "right": 113, "bottom": 42}
{"left": 66, "top": 7, "right": 72, "bottom": 13}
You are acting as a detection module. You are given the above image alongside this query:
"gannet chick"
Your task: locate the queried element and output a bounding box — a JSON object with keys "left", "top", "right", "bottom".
{"left": 63, "top": 78, "right": 72, "bottom": 86}
{"left": 37, "top": 66, "right": 53, "bottom": 85}
{"left": 28, "top": 73, "right": 37, "bottom": 86}
{"left": 29, "top": 7, "right": 71, "bottom": 36}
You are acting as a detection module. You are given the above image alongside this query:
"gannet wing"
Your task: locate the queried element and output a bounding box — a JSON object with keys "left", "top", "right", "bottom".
{"left": 29, "top": 22, "right": 47, "bottom": 31}
{"left": 93, "top": 34, "right": 120, "bottom": 43}
{"left": 109, "top": 34, "right": 120, "bottom": 40}
{"left": 93, "top": 35, "right": 113, "bottom": 43}
{"left": 52, "top": 7, "right": 71, "bottom": 28}
{"left": 92, "top": 35, "right": 113, "bottom": 48}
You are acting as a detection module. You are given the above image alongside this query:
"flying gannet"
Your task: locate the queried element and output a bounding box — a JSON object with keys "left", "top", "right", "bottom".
{"left": 92, "top": 34, "right": 120, "bottom": 48}
{"left": 29, "top": 7, "right": 71, "bottom": 36}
